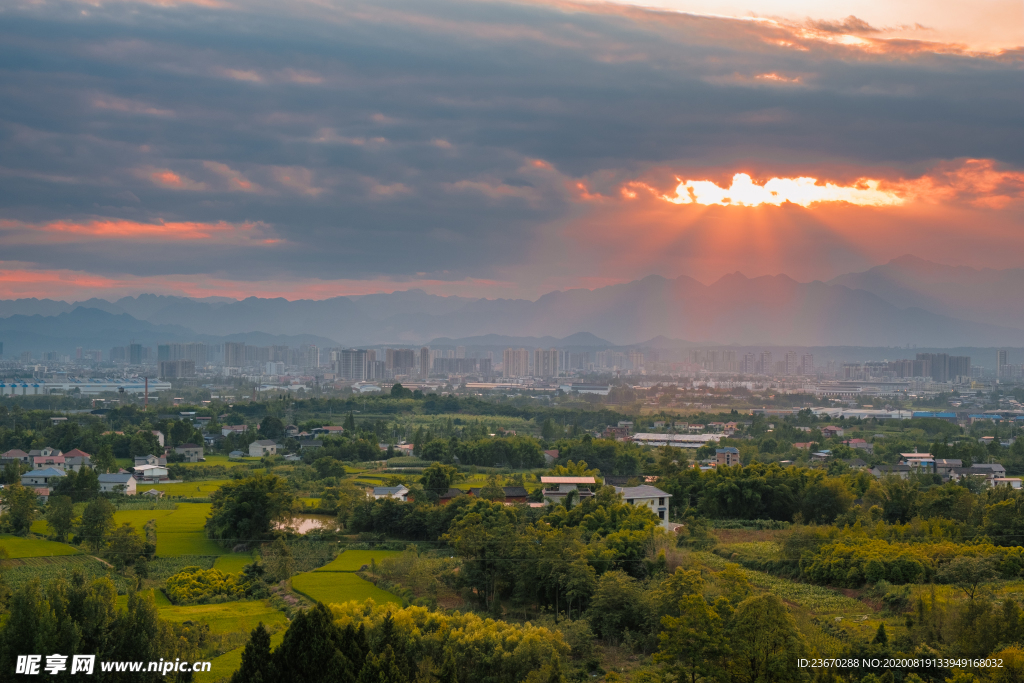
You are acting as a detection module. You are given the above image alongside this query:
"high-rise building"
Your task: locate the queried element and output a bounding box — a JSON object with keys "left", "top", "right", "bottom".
{"left": 456, "top": 346, "right": 466, "bottom": 359}
{"left": 159, "top": 359, "right": 195, "bottom": 378}
{"left": 128, "top": 343, "right": 144, "bottom": 365}
{"left": 534, "top": 347, "right": 559, "bottom": 377}
{"left": 419, "top": 347, "right": 430, "bottom": 379}
{"left": 224, "top": 342, "right": 246, "bottom": 368}
{"left": 800, "top": 354, "right": 814, "bottom": 375}
{"left": 386, "top": 348, "right": 416, "bottom": 375}
{"left": 337, "top": 349, "right": 368, "bottom": 380}
{"left": 758, "top": 351, "right": 773, "bottom": 375}
{"left": 785, "top": 351, "right": 799, "bottom": 375}
{"left": 503, "top": 348, "right": 530, "bottom": 378}
{"left": 628, "top": 350, "right": 644, "bottom": 373}
{"left": 998, "top": 350, "right": 1008, "bottom": 380}
{"left": 916, "top": 353, "right": 971, "bottom": 382}
{"left": 741, "top": 353, "right": 756, "bottom": 374}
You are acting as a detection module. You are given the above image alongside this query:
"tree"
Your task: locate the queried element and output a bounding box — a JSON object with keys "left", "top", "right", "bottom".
{"left": 0, "top": 483, "right": 37, "bottom": 535}
{"left": 728, "top": 594, "right": 807, "bottom": 683}
{"left": 937, "top": 555, "right": 998, "bottom": 602}
{"left": 271, "top": 603, "right": 355, "bottom": 683}
{"left": 656, "top": 595, "right": 728, "bottom": 683}
{"left": 872, "top": 623, "right": 888, "bottom": 645}
{"left": 344, "top": 412, "right": 357, "bottom": 432}
{"left": 479, "top": 475, "right": 506, "bottom": 502}
{"left": 207, "top": 474, "right": 295, "bottom": 544}
{"left": 231, "top": 622, "right": 273, "bottom": 683}
{"left": 420, "top": 463, "right": 460, "bottom": 502}
{"left": 45, "top": 495, "right": 75, "bottom": 542}
{"left": 92, "top": 444, "right": 117, "bottom": 473}
{"left": 588, "top": 570, "right": 644, "bottom": 641}
{"left": 541, "top": 418, "right": 559, "bottom": 441}
{"left": 800, "top": 479, "right": 853, "bottom": 524}
{"left": 259, "top": 416, "right": 285, "bottom": 440}
{"left": 105, "top": 522, "right": 148, "bottom": 572}
{"left": 52, "top": 466, "right": 100, "bottom": 502}
{"left": 80, "top": 498, "right": 116, "bottom": 551}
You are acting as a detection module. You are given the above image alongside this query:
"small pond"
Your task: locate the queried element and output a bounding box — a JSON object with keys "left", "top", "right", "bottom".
{"left": 275, "top": 514, "right": 338, "bottom": 534}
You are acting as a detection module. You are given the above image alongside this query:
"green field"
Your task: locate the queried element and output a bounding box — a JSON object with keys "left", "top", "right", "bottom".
{"left": 314, "top": 550, "right": 401, "bottom": 572}
{"left": 142, "top": 480, "right": 232, "bottom": 497}
{"left": 291, "top": 572, "right": 399, "bottom": 606}
{"left": 159, "top": 599, "right": 288, "bottom": 633}
{"left": 181, "top": 454, "right": 247, "bottom": 468}
{"left": 198, "top": 629, "right": 286, "bottom": 683}
{"left": 0, "top": 535, "right": 83, "bottom": 558}
{"left": 213, "top": 554, "right": 254, "bottom": 573}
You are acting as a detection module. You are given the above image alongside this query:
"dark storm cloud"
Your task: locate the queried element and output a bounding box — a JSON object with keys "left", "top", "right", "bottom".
{"left": 0, "top": 0, "right": 1019, "bottom": 282}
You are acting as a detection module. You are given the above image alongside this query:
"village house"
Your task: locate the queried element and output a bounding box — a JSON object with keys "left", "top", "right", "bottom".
{"left": 616, "top": 484, "right": 672, "bottom": 529}
{"left": 541, "top": 476, "right": 596, "bottom": 504}
{"left": 98, "top": 473, "right": 137, "bottom": 495}
{"left": 20, "top": 467, "right": 66, "bottom": 490}
{"left": 821, "top": 426, "right": 845, "bottom": 438}
{"left": 715, "top": 447, "right": 741, "bottom": 467}
{"left": 63, "top": 449, "right": 93, "bottom": 472}
{"left": 173, "top": 443, "right": 204, "bottom": 462}
{"left": 372, "top": 485, "right": 410, "bottom": 501}
{"left": 249, "top": 439, "right": 278, "bottom": 457}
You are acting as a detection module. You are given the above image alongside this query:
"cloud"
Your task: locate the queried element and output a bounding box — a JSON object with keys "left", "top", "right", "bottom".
{"left": 0, "top": 218, "right": 276, "bottom": 245}
{"left": 651, "top": 173, "right": 903, "bottom": 207}
{"left": 0, "top": 0, "right": 1018, "bottom": 296}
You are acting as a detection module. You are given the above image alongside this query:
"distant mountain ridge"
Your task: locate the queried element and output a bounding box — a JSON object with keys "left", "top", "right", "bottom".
{"left": 1, "top": 257, "right": 1022, "bottom": 348}
{"left": 0, "top": 308, "right": 337, "bottom": 357}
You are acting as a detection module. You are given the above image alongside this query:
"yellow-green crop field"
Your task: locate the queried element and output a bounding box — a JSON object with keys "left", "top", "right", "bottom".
{"left": 182, "top": 454, "right": 247, "bottom": 468}
{"left": 142, "top": 480, "right": 232, "bottom": 497}
{"left": 291, "top": 572, "right": 399, "bottom": 606}
{"left": 198, "top": 630, "right": 285, "bottom": 683}
{"left": 159, "top": 599, "right": 288, "bottom": 634}
{"left": 0, "top": 535, "right": 83, "bottom": 558}
{"left": 314, "top": 550, "right": 401, "bottom": 572}
{"left": 213, "top": 554, "right": 254, "bottom": 573}
{"left": 110, "top": 503, "right": 227, "bottom": 556}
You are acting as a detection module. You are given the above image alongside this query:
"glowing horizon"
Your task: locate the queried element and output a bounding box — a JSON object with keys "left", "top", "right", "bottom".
{"left": 653, "top": 173, "right": 904, "bottom": 207}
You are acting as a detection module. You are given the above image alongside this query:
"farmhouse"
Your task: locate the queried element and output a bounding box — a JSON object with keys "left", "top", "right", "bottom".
{"left": 99, "top": 473, "right": 137, "bottom": 495}
{"left": 615, "top": 484, "right": 672, "bottom": 529}
{"left": 249, "top": 439, "right": 278, "bottom": 457}
{"left": 173, "top": 443, "right": 204, "bottom": 462}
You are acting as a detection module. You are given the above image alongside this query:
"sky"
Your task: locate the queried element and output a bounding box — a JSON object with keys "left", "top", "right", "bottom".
{"left": 0, "top": 0, "right": 1021, "bottom": 301}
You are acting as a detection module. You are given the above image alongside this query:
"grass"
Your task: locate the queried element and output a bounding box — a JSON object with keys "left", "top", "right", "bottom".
{"left": 314, "top": 550, "right": 401, "bottom": 572}
{"left": 181, "top": 454, "right": 248, "bottom": 468}
{"left": 115, "top": 588, "right": 173, "bottom": 610}
{"left": 213, "top": 554, "right": 254, "bottom": 573}
{"left": 159, "top": 599, "right": 288, "bottom": 634}
{"left": 198, "top": 629, "right": 286, "bottom": 683}
{"left": 143, "top": 480, "right": 232, "bottom": 497}
{"left": 291, "top": 572, "right": 400, "bottom": 606}
{"left": 0, "top": 535, "right": 82, "bottom": 558}
{"left": 157, "top": 533, "right": 226, "bottom": 556}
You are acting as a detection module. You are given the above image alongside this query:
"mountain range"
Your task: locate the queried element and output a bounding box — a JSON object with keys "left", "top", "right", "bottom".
{"left": 0, "top": 256, "right": 1021, "bottom": 354}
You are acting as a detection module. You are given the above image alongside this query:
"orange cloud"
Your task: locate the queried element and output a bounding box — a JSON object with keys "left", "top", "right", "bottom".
{"left": 650, "top": 173, "right": 903, "bottom": 207}
{"left": 0, "top": 218, "right": 275, "bottom": 244}
{"left": 0, "top": 263, "right": 511, "bottom": 301}
{"left": 143, "top": 168, "right": 209, "bottom": 191}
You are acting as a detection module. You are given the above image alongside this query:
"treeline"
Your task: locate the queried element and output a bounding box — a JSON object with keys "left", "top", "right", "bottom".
{"left": 229, "top": 601, "right": 569, "bottom": 683}
{"left": 0, "top": 573, "right": 208, "bottom": 682}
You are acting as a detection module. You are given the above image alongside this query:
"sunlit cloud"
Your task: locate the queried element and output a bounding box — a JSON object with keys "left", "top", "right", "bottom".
{"left": 648, "top": 173, "right": 903, "bottom": 207}
{"left": 202, "top": 161, "right": 263, "bottom": 193}
{"left": 0, "top": 262, "right": 512, "bottom": 301}
{"left": 0, "top": 218, "right": 276, "bottom": 244}
{"left": 93, "top": 96, "right": 173, "bottom": 116}
{"left": 141, "top": 168, "right": 208, "bottom": 191}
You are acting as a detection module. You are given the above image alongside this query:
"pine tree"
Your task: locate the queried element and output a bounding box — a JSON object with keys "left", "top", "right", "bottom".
{"left": 271, "top": 603, "right": 355, "bottom": 683}
{"left": 231, "top": 623, "right": 273, "bottom": 683}
{"left": 873, "top": 623, "right": 888, "bottom": 645}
